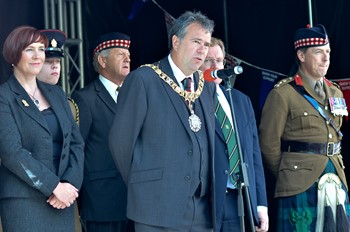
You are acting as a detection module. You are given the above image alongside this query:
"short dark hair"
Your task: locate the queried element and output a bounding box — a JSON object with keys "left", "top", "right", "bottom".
{"left": 295, "top": 47, "right": 308, "bottom": 66}
{"left": 2, "top": 26, "right": 48, "bottom": 65}
{"left": 210, "top": 37, "right": 226, "bottom": 57}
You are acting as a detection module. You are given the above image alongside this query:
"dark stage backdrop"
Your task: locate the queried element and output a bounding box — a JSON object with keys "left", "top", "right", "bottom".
{"left": 1, "top": 1, "right": 350, "bottom": 231}
{"left": 2, "top": 0, "right": 350, "bottom": 112}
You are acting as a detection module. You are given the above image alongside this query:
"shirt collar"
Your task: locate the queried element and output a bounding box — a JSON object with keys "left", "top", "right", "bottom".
{"left": 168, "top": 54, "right": 193, "bottom": 84}
{"left": 298, "top": 69, "right": 323, "bottom": 89}
{"left": 99, "top": 75, "right": 120, "bottom": 100}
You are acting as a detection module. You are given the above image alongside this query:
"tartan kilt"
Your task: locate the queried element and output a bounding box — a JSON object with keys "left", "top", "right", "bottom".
{"left": 277, "top": 160, "right": 350, "bottom": 232}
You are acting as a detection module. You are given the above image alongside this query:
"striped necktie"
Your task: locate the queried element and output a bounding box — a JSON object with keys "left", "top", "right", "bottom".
{"left": 215, "top": 96, "right": 240, "bottom": 186}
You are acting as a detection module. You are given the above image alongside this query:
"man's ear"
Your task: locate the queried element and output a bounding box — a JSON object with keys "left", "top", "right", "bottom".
{"left": 97, "top": 55, "right": 107, "bottom": 68}
{"left": 296, "top": 50, "right": 305, "bottom": 63}
{"left": 172, "top": 35, "right": 179, "bottom": 51}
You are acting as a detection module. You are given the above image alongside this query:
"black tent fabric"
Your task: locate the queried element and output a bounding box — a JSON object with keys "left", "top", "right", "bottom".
{"left": 1, "top": 0, "right": 350, "bottom": 82}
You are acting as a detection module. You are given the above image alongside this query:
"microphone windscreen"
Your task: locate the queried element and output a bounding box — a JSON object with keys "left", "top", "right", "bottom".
{"left": 203, "top": 68, "right": 216, "bottom": 82}
{"left": 234, "top": 66, "right": 243, "bottom": 74}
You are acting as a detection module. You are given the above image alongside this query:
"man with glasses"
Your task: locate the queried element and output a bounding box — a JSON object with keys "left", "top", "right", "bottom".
{"left": 203, "top": 55, "right": 226, "bottom": 68}
{"left": 200, "top": 37, "right": 269, "bottom": 232}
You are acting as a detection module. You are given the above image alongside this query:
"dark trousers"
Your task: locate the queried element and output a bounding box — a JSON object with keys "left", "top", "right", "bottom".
{"left": 84, "top": 220, "right": 134, "bottom": 232}
{"left": 215, "top": 189, "right": 241, "bottom": 232}
{"left": 135, "top": 195, "right": 213, "bottom": 232}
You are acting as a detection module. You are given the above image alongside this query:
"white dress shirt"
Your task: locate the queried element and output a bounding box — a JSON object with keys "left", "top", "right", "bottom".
{"left": 99, "top": 75, "right": 120, "bottom": 103}
{"left": 168, "top": 55, "right": 194, "bottom": 91}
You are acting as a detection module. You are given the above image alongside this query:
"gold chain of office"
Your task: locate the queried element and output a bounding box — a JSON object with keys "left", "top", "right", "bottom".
{"left": 141, "top": 64, "right": 204, "bottom": 110}
{"left": 142, "top": 64, "right": 204, "bottom": 132}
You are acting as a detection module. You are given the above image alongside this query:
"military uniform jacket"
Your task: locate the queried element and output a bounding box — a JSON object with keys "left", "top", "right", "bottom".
{"left": 259, "top": 72, "right": 347, "bottom": 198}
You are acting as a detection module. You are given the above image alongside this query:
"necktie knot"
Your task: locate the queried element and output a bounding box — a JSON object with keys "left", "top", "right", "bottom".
{"left": 182, "top": 77, "right": 192, "bottom": 92}
{"left": 314, "top": 80, "right": 325, "bottom": 101}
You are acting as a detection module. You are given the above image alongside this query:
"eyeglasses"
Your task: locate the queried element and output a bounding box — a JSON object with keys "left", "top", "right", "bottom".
{"left": 203, "top": 58, "right": 226, "bottom": 66}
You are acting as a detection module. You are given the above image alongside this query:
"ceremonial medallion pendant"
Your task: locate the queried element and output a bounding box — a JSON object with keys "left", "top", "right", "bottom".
{"left": 189, "top": 110, "right": 201, "bottom": 132}
{"left": 141, "top": 64, "right": 205, "bottom": 133}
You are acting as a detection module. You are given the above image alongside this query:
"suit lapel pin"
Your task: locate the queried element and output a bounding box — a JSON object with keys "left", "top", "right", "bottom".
{"left": 22, "top": 99, "right": 29, "bottom": 107}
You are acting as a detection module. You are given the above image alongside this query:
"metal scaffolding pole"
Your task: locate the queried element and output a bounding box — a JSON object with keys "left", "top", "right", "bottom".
{"left": 43, "top": 0, "right": 84, "bottom": 96}
{"left": 308, "top": 0, "right": 313, "bottom": 27}
{"left": 222, "top": 0, "right": 229, "bottom": 51}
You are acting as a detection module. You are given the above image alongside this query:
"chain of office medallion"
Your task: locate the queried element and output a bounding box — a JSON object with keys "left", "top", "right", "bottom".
{"left": 142, "top": 64, "right": 204, "bottom": 105}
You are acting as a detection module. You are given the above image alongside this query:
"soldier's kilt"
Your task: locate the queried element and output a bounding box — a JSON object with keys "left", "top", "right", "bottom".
{"left": 277, "top": 160, "right": 350, "bottom": 232}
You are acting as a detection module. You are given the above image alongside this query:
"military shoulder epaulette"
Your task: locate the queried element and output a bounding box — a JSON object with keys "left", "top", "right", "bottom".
{"left": 324, "top": 78, "right": 340, "bottom": 89}
{"left": 274, "top": 77, "right": 294, "bottom": 88}
{"left": 331, "top": 81, "right": 341, "bottom": 90}
{"left": 67, "top": 98, "right": 79, "bottom": 126}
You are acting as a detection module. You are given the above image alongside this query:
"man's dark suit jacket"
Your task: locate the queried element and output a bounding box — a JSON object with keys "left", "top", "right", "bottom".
{"left": 214, "top": 84, "right": 267, "bottom": 224}
{"left": 72, "top": 79, "right": 127, "bottom": 222}
{"left": 0, "top": 75, "right": 84, "bottom": 199}
{"left": 109, "top": 57, "right": 217, "bottom": 227}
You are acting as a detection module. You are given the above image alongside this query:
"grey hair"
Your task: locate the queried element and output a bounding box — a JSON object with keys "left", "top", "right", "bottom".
{"left": 168, "top": 11, "right": 215, "bottom": 50}
{"left": 93, "top": 48, "right": 112, "bottom": 73}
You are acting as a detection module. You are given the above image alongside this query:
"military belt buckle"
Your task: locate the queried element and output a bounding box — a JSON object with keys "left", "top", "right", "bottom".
{"left": 326, "top": 142, "right": 335, "bottom": 157}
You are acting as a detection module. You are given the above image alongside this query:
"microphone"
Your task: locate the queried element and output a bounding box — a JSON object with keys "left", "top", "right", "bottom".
{"left": 203, "top": 66, "right": 243, "bottom": 82}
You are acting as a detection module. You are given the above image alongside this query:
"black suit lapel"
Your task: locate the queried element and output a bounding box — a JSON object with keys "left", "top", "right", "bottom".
{"left": 8, "top": 76, "right": 50, "bottom": 133}
{"left": 197, "top": 74, "right": 215, "bottom": 141}
{"left": 94, "top": 79, "right": 117, "bottom": 114}
{"left": 157, "top": 58, "right": 193, "bottom": 135}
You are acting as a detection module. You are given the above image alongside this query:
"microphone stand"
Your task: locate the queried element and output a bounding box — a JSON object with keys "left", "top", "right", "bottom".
{"left": 224, "top": 74, "right": 255, "bottom": 232}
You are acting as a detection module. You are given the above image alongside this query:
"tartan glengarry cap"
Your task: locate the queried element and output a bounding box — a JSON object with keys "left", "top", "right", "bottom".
{"left": 294, "top": 24, "right": 329, "bottom": 50}
{"left": 40, "top": 29, "right": 66, "bottom": 58}
{"left": 92, "top": 32, "right": 131, "bottom": 58}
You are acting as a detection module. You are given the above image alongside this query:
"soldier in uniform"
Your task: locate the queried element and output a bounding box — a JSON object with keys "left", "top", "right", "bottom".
{"left": 37, "top": 29, "right": 79, "bottom": 125}
{"left": 259, "top": 24, "right": 350, "bottom": 231}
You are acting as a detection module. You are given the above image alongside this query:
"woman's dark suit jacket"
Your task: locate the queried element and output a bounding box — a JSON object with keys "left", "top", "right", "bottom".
{"left": 0, "top": 75, "right": 84, "bottom": 199}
